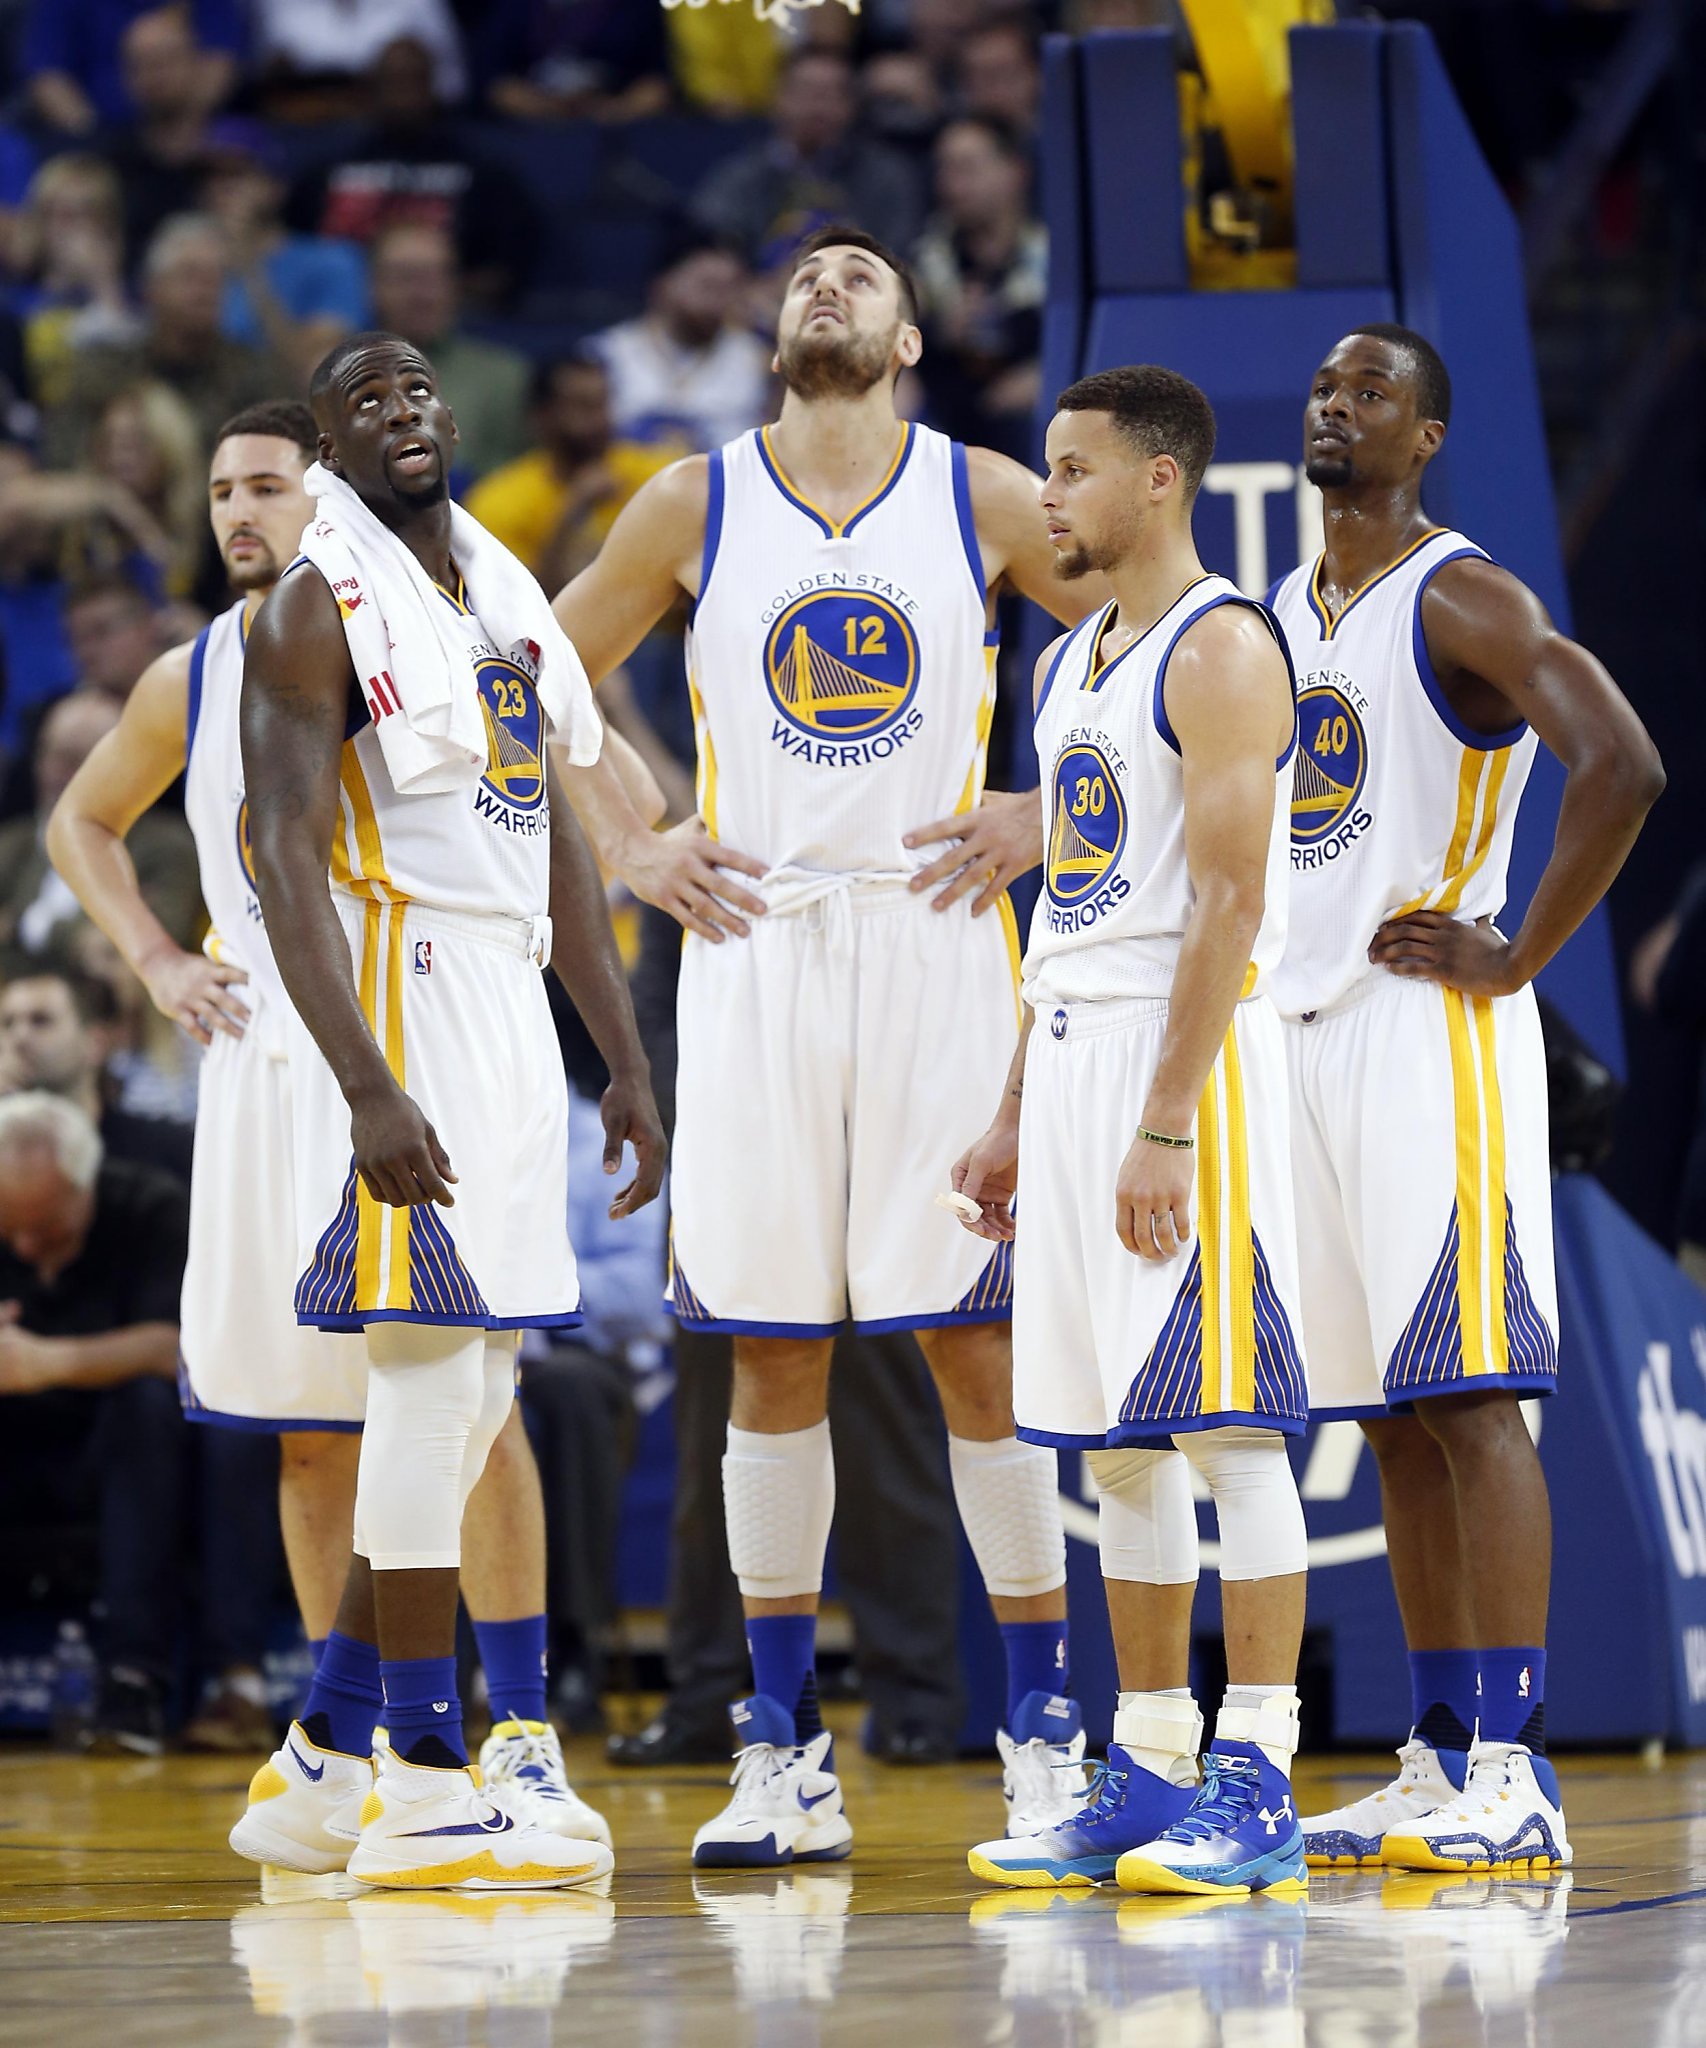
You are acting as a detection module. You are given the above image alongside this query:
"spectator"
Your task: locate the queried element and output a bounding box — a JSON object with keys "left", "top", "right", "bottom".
{"left": 99, "top": 7, "right": 228, "bottom": 273}
{"left": 200, "top": 122, "right": 368, "bottom": 382}
{"left": 594, "top": 236, "right": 770, "bottom": 454}
{"left": 366, "top": 221, "right": 531, "bottom": 480}
{"left": 8, "top": 156, "right": 139, "bottom": 413}
{"left": 252, "top": 0, "right": 465, "bottom": 109}
{"left": 862, "top": 48, "right": 946, "bottom": 156}
{"left": 465, "top": 354, "right": 681, "bottom": 588}
{"left": 912, "top": 116, "right": 1046, "bottom": 461}
{"left": 955, "top": 19, "right": 1043, "bottom": 139}
{"left": 86, "top": 382, "right": 206, "bottom": 598}
{"left": 64, "top": 577, "right": 168, "bottom": 700}
{"left": 0, "top": 1093, "right": 188, "bottom": 1750}
{"left": 46, "top": 214, "right": 279, "bottom": 468}
{"left": 285, "top": 36, "right": 536, "bottom": 310}
{"left": 663, "top": 0, "right": 783, "bottom": 118}
{"left": 21, "top": 0, "right": 243, "bottom": 138}
{"left": 471, "top": 0, "right": 670, "bottom": 124}
{"left": 0, "top": 969, "right": 195, "bottom": 1183}
{"left": 907, "top": 0, "right": 985, "bottom": 84}
{"left": 691, "top": 47, "right": 925, "bottom": 268}
{"left": 0, "top": 436, "right": 80, "bottom": 758}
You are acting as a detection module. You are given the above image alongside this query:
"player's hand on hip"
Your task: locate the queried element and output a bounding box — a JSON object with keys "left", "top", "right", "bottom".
{"left": 904, "top": 788, "right": 1044, "bottom": 916}
{"left": 348, "top": 1080, "right": 458, "bottom": 1207}
{"left": 144, "top": 950, "right": 250, "bottom": 1044}
{"left": 623, "top": 815, "right": 768, "bottom": 942}
{"left": 1115, "top": 1134, "right": 1194, "bottom": 1261}
{"left": 599, "top": 1070, "right": 667, "bottom": 1219}
{"left": 1368, "top": 912, "right": 1521, "bottom": 996}
{"left": 953, "top": 1119, "right": 1020, "bottom": 1241}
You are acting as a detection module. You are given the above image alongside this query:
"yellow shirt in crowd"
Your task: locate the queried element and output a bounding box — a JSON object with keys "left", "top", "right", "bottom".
{"left": 466, "top": 441, "right": 682, "bottom": 579}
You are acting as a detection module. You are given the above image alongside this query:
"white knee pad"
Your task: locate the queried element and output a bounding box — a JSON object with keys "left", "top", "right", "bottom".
{"left": 456, "top": 1333, "right": 518, "bottom": 1515}
{"left": 723, "top": 1420, "right": 835, "bottom": 1599}
{"left": 1176, "top": 1428, "right": 1308, "bottom": 1582}
{"left": 1086, "top": 1446, "right": 1200, "bottom": 1585}
{"left": 355, "top": 1324, "right": 488, "bottom": 1571}
{"left": 947, "top": 1436, "right": 1067, "bottom": 1598}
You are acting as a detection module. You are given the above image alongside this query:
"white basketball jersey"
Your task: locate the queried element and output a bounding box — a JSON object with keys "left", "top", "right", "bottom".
{"left": 287, "top": 563, "right": 553, "bottom": 921}
{"left": 1268, "top": 528, "right": 1538, "bottom": 1017}
{"left": 184, "top": 599, "right": 292, "bottom": 1037}
{"left": 1022, "top": 578, "right": 1295, "bottom": 1008}
{"left": 684, "top": 422, "right": 996, "bottom": 889}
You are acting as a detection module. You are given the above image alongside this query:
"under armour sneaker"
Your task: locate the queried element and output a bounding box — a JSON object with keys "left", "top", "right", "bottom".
{"left": 347, "top": 1748, "right": 614, "bottom": 1891}
{"left": 228, "top": 1719, "right": 371, "bottom": 1875}
{"left": 1116, "top": 1743, "right": 1308, "bottom": 1897}
{"left": 1381, "top": 1741, "right": 1570, "bottom": 1872}
{"left": 968, "top": 1745, "right": 1195, "bottom": 1888}
{"left": 1001, "top": 1692, "right": 1091, "bottom": 1837}
{"left": 691, "top": 1695, "right": 853, "bottom": 1869}
{"left": 478, "top": 1718, "right": 613, "bottom": 1849}
{"left": 1301, "top": 1737, "right": 1467, "bottom": 1867}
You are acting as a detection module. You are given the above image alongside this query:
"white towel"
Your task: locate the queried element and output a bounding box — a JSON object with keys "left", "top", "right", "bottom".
{"left": 298, "top": 462, "right": 603, "bottom": 796}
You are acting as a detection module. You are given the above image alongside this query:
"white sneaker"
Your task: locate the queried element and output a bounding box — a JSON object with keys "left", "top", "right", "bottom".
{"left": 228, "top": 1720, "right": 371, "bottom": 1875}
{"left": 478, "top": 1718, "right": 614, "bottom": 1849}
{"left": 691, "top": 1695, "right": 853, "bottom": 1869}
{"left": 1301, "top": 1737, "right": 1465, "bottom": 1867}
{"left": 1382, "top": 1741, "right": 1570, "bottom": 1872}
{"left": 693, "top": 1870, "right": 852, "bottom": 2004}
{"left": 1000, "top": 1692, "right": 1090, "bottom": 1837}
{"left": 349, "top": 1887, "right": 616, "bottom": 2014}
{"left": 347, "top": 1748, "right": 614, "bottom": 1891}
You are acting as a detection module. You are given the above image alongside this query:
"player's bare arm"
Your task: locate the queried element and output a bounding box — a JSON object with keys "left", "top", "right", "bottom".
{"left": 904, "top": 449, "right": 1109, "bottom": 914}
{"left": 1369, "top": 557, "right": 1665, "bottom": 993}
{"left": 45, "top": 642, "right": 251, "bottom": 1045}
{"left": 542, "top": 755, "right": 666, "bottom": 1220}
{"left": 1118, "top": 607, "right": 1293, "bottom": 1262}
{"left": 241, "top": 566, "right": 457, "bottom": 1209}
{"left": 552, "top": 456, "right": 769, "bottom": 942}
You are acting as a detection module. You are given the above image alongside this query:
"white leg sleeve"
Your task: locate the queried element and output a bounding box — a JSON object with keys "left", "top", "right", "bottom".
{"left": 723, "top": 1420, "right": 836, "bottom": 1600}
{"left": 456, "top": 1332, "right": 518, "bottom": 1517}
{"left": 356, "top": 1324, "right": 488, "bottom": 1571}
{"left": 1175, "top": 1428, "right": 1308, "bottom": 1582}
{"left": 1085, "top": 1446, "right": 1200, "bottom": 1585}
{"left": 947, "top": 1435, "right": 1067, "bottom": 1598}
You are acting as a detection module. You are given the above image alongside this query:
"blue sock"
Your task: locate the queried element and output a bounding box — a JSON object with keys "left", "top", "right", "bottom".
{"left": 382, "top": 1655, "right": 466, "bottom": 1768}
{"left": 999, "top": 1620, "right": 1071, "bottom": 1728}
{"left": 299, "top": 1630, "right": 382, "bottom": 1758}
{"left": 746, "top": 1615, "right": 819, "bottom": 1741}
{"left": 1479, "top": 1646, "right": 1546, "bottom": 1751}
{"left": 1409, "top": 1649, "right": 1478, "bottom": 1766}
{"left": 473, "top": 1615, "right": 549, "bottom": 1726}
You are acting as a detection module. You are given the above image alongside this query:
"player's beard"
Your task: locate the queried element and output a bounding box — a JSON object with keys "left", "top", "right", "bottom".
{"left": 777, "top": 318, "right": 898, "bottom": 401}
{"left": 223, "top": 540, "right": 281, "bottom": 590}
{"left": 1053, "top": 500, "right": 1145, "bottom": 580}
{"left": 1304, "top": 449, "right": 1354, "bottom": 489}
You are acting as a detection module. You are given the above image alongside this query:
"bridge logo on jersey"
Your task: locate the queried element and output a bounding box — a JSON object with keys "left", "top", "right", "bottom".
{"left": 1291, "top": 684, "right": 1369, "bottom": 848}
{"left": 764, "top": 590, "right": 920, "bottom": 746}
{"left": 1045, "top": 742, "right": 1128, "bottom": 920}
{"left": 474, "top": 657, "right": 547, "bottom": 833}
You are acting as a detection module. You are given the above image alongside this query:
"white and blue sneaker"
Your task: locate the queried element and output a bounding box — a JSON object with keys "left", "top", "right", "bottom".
{"left": 691, "top": 1696, "right": 854, "bottom": 1870}
{"left": 228, "top": 1719, "right": 370, "bottom": 1875}
{"left": 478, "top": 1719, "right": 613, "bottom": 1850}
{"left": 1382, "top": 1741, "right": 1570, "bottom": 1872}
{"left": 1000, "top": 1693, "right": 1090, "bottom": 1837}
{"left": 969, "top": 1744, "right": 1197, "bottom": 1888}
{"left": 1116, "top": 1743, "right": 1309, "bottom": 1897}
{"left": 1302, "top": 1737, "right": 1467, "bottom": 1867}
{"left": 347, "top": 1748, "right": 614, "bottom": 1891}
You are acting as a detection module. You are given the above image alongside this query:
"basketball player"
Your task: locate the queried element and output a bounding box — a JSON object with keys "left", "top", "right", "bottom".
{"left": 238, "top": 335, "right": 664, "bottom": 1889}
{"left": 47, "top": 400, "right": 657, "bottom": 1872}
{"left": 552, "top": 228, "right": 1107, "bottom": 1865}
{"left": 957, "top": 367, "right": 1311, "bottom": 1897}
{"left": 1272, "top": 326, "right": 1662, "bottom": 1872}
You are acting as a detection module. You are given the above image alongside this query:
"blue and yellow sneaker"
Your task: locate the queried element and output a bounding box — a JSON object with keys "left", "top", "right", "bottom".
{"left": 1116, "top": 1743, "right": 1308, "bottom": 1898}
{"left": 1382, "top": 1742, "right": 1570, "bottom": 1872}
{"left": 968, "top": 1745, "right": 1196, "bottom": 1889}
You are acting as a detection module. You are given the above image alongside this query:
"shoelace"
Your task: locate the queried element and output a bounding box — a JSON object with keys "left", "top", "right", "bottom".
{"left": 1159, "top": 1755, "right": 1262, "bottom": 1844}
{"left": 487, "top": 1727, "right": 564, "bottom": 1799}
{"left": 1074, "top": 1757, "right": 1131, "bottom": 1824}
{"left": 726, "top": 1741, "right": 790, "bottom": 1809}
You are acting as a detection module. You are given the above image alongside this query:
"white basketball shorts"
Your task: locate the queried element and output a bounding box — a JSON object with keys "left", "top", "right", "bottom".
{"left": 179, "top": 999, "right": 366, "bottom": 1430}
{"left": 1013, "top": 992, "right": 1308, "bottom": 1448}
{"left": 288, "top": 893, "right": 580, "bottom": 1333}
{"left": 1285, "top": 970, "right": 1558, "bottom": 1416}
{"left": 667, "top": 886, "right": 1021, "bottom": 1334}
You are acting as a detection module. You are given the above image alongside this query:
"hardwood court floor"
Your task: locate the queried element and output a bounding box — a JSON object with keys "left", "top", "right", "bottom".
{"left": 2, "top": 1714, "right": 1703, "bottom": 2045}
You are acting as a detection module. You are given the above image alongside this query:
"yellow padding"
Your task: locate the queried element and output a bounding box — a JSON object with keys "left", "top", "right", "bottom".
{"left": 248, "top": 1761, "right": 289, "bottom": 1804}
{"left": 355, "top": 1852, "right": 602, "bottom": 1889}
{"left": 359, "top": 1789, "right": 384, "bottom": 1828}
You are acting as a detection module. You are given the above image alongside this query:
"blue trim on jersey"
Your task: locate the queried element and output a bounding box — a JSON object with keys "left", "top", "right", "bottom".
{"left": 185, "top": 622, "right": 212, "bottom": 760}
{"left": 488, "top": 1312, "right": 583, "bottom": 1331}
{"left": 950, "top": 441, "right": 985, "bottom": 604}
{"left": 664, "top": 1310, "right": 845, "bottom": 1338}
{"left": 1111, "top": 1410, "right": 1308, "bottom": 1446}
{"left": 1263, "top": 602, "right": 1301, "bottom": 770}
{"left": 1017, "top": 1423, "right": 1109, "bottom": 1450}
{"left": 857, "top": 1306, "right": 1014, "bottom": 1334}
{"left": 858, "top": 1248, "right": 1014, "bottom": 1334}
{"left": 185, "top": 1405, "right": 364, "bottom": 1434}
{"left": 843, "top": 421, "right": 915, "bottom": 535}
{"left": 1386, "top": 1195, "right": 1558, "bottom": 1396}
{"left": 1034, "top": 611, "right": 1097, "bottom": 724}
{"left": 699, "top": 447, "right": 725, "bottom": 609}
{"left": 1412, "top": 548, "right": 1527, "bottom": 752}
{"left": 753, "top": 422, "right": 916, "bottom": 540}
{"left": 1305, "top": 1400, "right": 1395, "bottom": 1423}
{"left": 1149, "top": 593, "right": 1274, "bottom": 756}
{"left": 294, "top": 1162, "right": 496, "bottom": 1327}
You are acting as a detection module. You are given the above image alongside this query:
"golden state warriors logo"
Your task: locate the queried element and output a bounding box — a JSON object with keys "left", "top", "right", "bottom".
{"left": 1292, "top": 685, "right": 1368, "bottom": 847}
{"left": 1047, "top": 743, "right": 1127, "bottom": 906}
{"left": 474, "top": 657, "right": 546, "bottom": 832}
{"left": 235, "top": 798, "right": 257, "bottom": 893}
{"left": 765, "top": 590, "right": 919, "bottom": 743}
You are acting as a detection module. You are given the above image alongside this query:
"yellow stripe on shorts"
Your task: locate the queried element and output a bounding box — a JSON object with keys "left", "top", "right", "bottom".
{"left": 1443, "top": 987, "right": 1510, "bottom": 1376}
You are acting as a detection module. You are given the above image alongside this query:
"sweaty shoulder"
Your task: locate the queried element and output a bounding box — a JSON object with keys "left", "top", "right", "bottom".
{"left": 249, "top": 561, "right": 347, "bottom": 661}
{"left": 1421, "top": 551, "right": 1550, "bottom": 637}
{"left": 1166, "top": 601, "right": 1293, "bottom": 747}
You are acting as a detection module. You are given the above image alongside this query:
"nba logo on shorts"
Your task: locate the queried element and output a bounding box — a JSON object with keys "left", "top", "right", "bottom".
{"left": 414, "top": 940, "right": 432, "bottom": 977}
